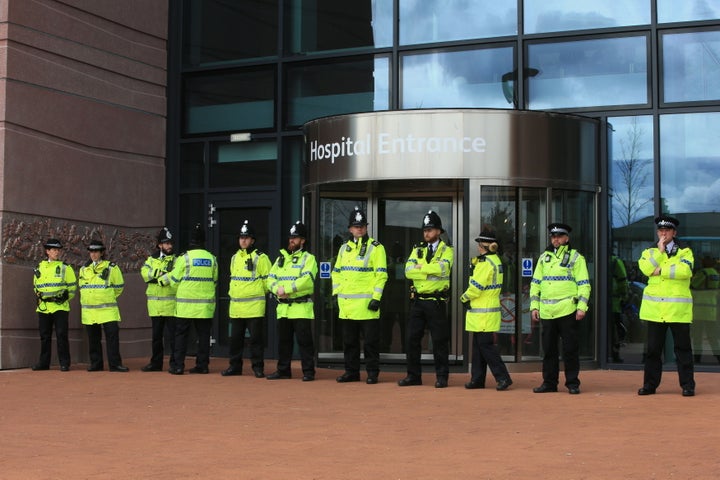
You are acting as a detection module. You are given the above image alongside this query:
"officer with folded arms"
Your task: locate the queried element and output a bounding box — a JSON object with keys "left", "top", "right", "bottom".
{"left": 398, "top": 210, "right": 454, "bottom": 388}
{"left": 32, "top": 238, "right": 77, "bottom": 371}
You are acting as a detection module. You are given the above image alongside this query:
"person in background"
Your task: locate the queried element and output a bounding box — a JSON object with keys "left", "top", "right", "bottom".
{"left": 266, "top": 221, "right": 318, "bottom": 381}
{"left": 690, "top": 256, "right": 720, "bottom": 365}
{"left": 140, "top": 227, "right": 177, "bottom": 372}
{"left": 79, "top": 239, "right": 128, "bottom": 372}
{"left": 398, "top": 211, "right": 454, "bottom": 388}
{"left": 332, "top": 207, "right": 388, "bottom": 384}
{"left": 610, "top": 254, "right": 629, "bottom": 362}
{"left": 160, "top": 224, "right": 218, "bottom": 375}
{"left": 32, "top": 238, "right": 77, "bottom": 372}
{"left": 221, "top": 220, "right": 271, "bottom": 378}
{"left": 530, "top": 223, "right": 591, "bottom": 395}
{"left": 637, "top": 215, "right": 695, "bottom": 396}
{"left": 461, "top": 229, "right": 512, "bottom": 391}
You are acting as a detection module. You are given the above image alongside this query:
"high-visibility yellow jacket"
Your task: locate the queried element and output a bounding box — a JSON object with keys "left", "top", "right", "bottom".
{"left": 332, "top": 236, "right": 388, "bottom": 320}
{"left": 611, "top": 255, "right": 629, "bottom": 314}
{"left": 267, "top": 249, "right": 317, "bottom": 319}
{"left": 638, "top": 241, "right": 694, "bottom": 323}
{"left": 160, "top": 248, "right": 218, "bottom": 319}
{"left": 691, "top": 267, "right": 719, "bottom": 322}
{"left": 141, "top": 253, "right": 177, "bottom": 317}
{"left": 33, "top": 260, "right": 77, "bottom": 314}
{"left": 78, "top": 260, "right": 123, "bottom": 324}
{"left": 461, "top": 253, "right": 504, "bottom": 332}
{"left": 530, "top": 244, "right": 591, "bottom": 319}
{"left": 228, "top": 248, "right": 271, "bottom": 319}
{"left": 404, "top": 240, "right": 453, "bottom": 296}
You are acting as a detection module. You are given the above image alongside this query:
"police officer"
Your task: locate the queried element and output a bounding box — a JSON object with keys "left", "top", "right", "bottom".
{"left": 266, "top": 221, "right": 318, "bottom": 381}
{"left": 530, "top": 223, "right": 590, "bottom": 394}
{"left": 32, "top": 238, "right": 77, "bottom": 371}
{"left": 79, "top": 239, "right": 128, "bottom": 372}
{"left": 160, "top": 224, "right": 218, "bottom": 375}
{"left": 610, "top": 254, "right": 630, "bottom": 362}
{"left": 398, "top": 211, "right": 454, "bottom": 388}
{"left": 461, "top": 230, "right": 512, "bottom": 391}
{"left": 221, "top": 220, "right": 271, "bottom": 378}
{"left": 637, "top": 215, "right": 696, "bottom": 396}
{"left": 140, "top": 227, "right": 177, "bottom": 372}
{"left": 333, "top": 207, "right": 388, "bottom": 384}
{"left": 691, "top": 256, "right": 720, "bottom": 364}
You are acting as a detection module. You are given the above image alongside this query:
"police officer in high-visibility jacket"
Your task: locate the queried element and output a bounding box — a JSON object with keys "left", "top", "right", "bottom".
{"left": 160, "top": 224, "right": 218, "bottom": 375}
{"left": 460, "top": 230, "right": 512, "bottom": 391}
{"left": 32, "top": 238, "right": 77, "bottom": 371}
{"left": 398, "top": 210, "right": 454, "bottom": 389}
{"left": 79, "top": 239, "right": 129, "bottom": 372}
{"left": 333, "top": 207, "right": 388, "bottom": 384}
{"left": 140, "top": 227, "right": 177, "bottom": 372}
{"left": 266, "top": 221, "right": 318, "bottom": 381}
{"left": 221, "top": 220, "right": 271, "bottom": 378}
{"left": 637, "top": 215, "right": 696, "bottom": 396}
{"left": 530, "top": 223, "right": 590, "bottom": 394}
{"left": 690, "top": 256, "right": 720, "bottom": 365}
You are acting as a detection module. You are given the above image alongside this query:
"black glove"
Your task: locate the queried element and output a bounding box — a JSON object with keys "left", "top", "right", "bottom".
{"left": 462, "top": 300, "right": 471, "bottom": 310}
{"left": 368, "top": 299, "right": 381, "bottom": 311}
{"left": 56, "top": 290, "right": 69, "bottom": 303}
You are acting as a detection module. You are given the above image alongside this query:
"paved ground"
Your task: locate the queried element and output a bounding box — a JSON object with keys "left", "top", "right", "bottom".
{"left": 1, "top": 358, "right": 719, "bottom": 480}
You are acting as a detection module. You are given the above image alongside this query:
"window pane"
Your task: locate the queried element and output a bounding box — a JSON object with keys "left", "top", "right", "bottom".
{"left": 180, "top": 142, "right": 205, "bottom": 190}
{"left": 285, "top": 0, "right": 392, "bottom": 54}
{"left": 285, "top": 56, "right": 389, "bottom": 127}
{"left": 184, "top": 69, "right": 275, "bottom": 135}
{"left": 210, "top": 141, "right": 277, "bottom": 188}
{"left": 658, "top": 0, "right": 720, "bottom": 23}
{"left": 182, "top": 0, "right": 277, "bottom": 67}
{"left": 528, "top": 36, "right": 648, "bottom": 109}
{"left": 524, "top": 0, "right": 649, "bottom": 34}
{"left": 660, "top": 112, "right": 720, "bottom": 214}
{"left": 662, "top": 30, "right": 720, "bottom": 103}
{"left": 399, "top": 0, "right": 517, "bottom": 45}
{"left": 609, "top": 116, "right": 654, "bottom": 228}
{"left": 401, "top": 47, "right": 515, "bottom": 109}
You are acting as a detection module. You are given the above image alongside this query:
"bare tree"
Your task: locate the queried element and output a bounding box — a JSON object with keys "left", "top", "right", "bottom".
{"left": 612, "top": 117, "right": 653, "bottom": 227}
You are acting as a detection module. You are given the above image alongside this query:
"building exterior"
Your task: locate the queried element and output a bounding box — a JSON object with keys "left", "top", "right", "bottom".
{"left": 2, "top": 1, "right": 719, "bottom": 371}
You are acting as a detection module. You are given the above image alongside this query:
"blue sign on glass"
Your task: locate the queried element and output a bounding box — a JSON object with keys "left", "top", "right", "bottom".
{"left": 521, "top": 258, "right": 533, "bottom": 277}
{"left": 319, "top": 261, "right": 332, "bottom": 279}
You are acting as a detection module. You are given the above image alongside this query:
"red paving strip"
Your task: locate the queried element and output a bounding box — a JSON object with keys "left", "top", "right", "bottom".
{"left": 1, "top": 358, "right": 719, "bottom": 479}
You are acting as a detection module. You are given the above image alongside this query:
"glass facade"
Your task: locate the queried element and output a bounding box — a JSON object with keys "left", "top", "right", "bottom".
{"left": 169, "top": 1, "right": 720, "bottom": 370}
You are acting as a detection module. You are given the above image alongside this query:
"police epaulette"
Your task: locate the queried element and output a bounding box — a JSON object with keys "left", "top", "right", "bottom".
{"left": 109, "top": 262, "right": 117, "bottom": 267}
{"left": 84, "top": 259, "right": 93, "bottom": 267}
{"left": 372, "top": 240, "right": 380, "bottom": 247}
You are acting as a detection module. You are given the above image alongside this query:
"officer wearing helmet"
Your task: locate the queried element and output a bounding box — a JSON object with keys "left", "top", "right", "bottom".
{"left": 140, "top": 227, "right": 177, "bottom": 372}
{"left": 221, "top": 220, "right": 272, "bottom": 378}
{"left": 31, "top": 238, "right": 77, "bottom": 371}
{"left": 332, "top": 207, "right": 388, "bottom": 384}
{"left": 398, "top": 210, "right": 454, "bottom": 388}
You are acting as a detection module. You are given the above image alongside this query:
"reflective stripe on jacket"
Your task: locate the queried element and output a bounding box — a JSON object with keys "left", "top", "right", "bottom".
{"left": 33, "top": 260, "right": 77, "bottom": 313}
{"left": 461, "top": 253, "right": 503, "bottom": 332}
{"left": 332, "top": 236, "right": 388, "bottom": 320}
{"left": 638, "top": 242, "right": 694, "bottom": 323}
{"left": 530, "top": 244, "right": 591, "bottom": 319}
{"left": 228, "top": 248, "right": 271, "bottom": 319}
{"left": 79, "top": 260, "right": 123, "bottom": 324}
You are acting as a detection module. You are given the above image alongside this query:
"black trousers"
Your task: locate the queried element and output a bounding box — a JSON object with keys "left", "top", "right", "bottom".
{"left": 175, "top": 317, "right": 212, "bottom": 371}
{"left": 148, "top": 315, "right": 176, "bottom": 369}
{"left": 470, "top": 331, "right": 510, "bottom": 386}
{"left": 227, "top": 316, "right": 265, "bottom": 371}
{"left": 276, "top": 317, "right": 315, "bottom": 377}
{"left": 37, "top": 310, "right": 70, "bottom": 368}
{"left": 405, "top": 299, "right": 449, "bottom": 379}
{"left": 643, "top": 321, "right": 695, "bottom": 390}
{"left": 340, "top": 318, "right": 380, "bottom": 376}
{"left": 540, "top": 313, "right": 580, "bottom": 388}
{"left": 86, "top": 321, "right": 122, "bottom": 369}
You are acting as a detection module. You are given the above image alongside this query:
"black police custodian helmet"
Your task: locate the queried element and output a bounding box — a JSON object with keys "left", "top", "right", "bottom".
{"left": 289, "top": 221, "right": 308, "bottom": 238}
{"left": 157, "top": 227, "right": 173, "bottom": 243}
{"left": 348, "top": 207, "right": 368, "bottom": 228}
{"left": 422, "top": 210, "right": 444, "bottom": 233}
{"left": 655, "top": 215, "right": 679, "bottom": 230}
{"left": 190, "top": 223, "right": 205, "bottom": 246}
{"left": 548, "top": 223, "right": 572, "bottom": 236}
{"left": 43, "top": 238, "right": 63, "bottom": 249}
{"left": 238, "top": 220, "right": 255, "bottom": 238}
{"left": 88, "top": 239, "right": 105, "bottom": 251}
